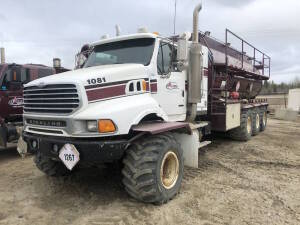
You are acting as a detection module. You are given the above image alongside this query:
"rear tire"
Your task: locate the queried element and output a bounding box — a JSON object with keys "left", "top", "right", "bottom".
{"left": 252, "top": 109, "right": 260, "bottom": 136}
{"left": 260, "top": 107, "right": 267, "bottom": 131}
{"left": 122, "top": 133, "right": 183, "bottom": 204}
{"left": 34, "top": 151, "right": 71, "bottom": 177}
{"left": 229, "top": 109, "right": 252, "bottom": 141}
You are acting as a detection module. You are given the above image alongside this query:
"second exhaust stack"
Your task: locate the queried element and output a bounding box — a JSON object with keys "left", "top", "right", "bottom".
{"left": 187, "top": 3, "right": 203, "bottom": 122}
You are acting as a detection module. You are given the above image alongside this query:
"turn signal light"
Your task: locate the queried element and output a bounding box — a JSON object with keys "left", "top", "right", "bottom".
{"left": 98, "top": 119, "right": 116, "bottom": 133}
{"left": 142, "top": 80, "right": 147, "bottom": 91}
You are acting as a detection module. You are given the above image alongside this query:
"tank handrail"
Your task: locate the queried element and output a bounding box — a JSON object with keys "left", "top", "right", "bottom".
{"left": 226, "top": 29, "right": 270, "bottom": 59}
{"left": 225, "top": 29, "right": 271, "bottom": 78}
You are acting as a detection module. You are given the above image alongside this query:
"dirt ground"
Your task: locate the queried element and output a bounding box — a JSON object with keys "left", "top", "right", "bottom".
{"left": 0, "top": 118, "right": 299, "bottom": 225}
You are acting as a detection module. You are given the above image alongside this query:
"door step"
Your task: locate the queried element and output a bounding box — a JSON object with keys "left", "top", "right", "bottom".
{"left": 199, "top": 140, "right": 211, "bottom": 148}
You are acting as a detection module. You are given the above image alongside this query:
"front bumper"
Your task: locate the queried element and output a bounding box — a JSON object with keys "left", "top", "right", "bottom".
{"left": 23, "top": 132, "right": 128, "bottom": 164}
{"left": 0, "top": 123, "right": 20, "bottom": 148}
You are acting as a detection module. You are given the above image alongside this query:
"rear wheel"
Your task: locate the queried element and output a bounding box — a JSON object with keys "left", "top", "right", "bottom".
{"left": 122, "top": 133, "right": 183, "bottom": 204}
{"left": 34, "top": 151, "right": 71, "bottom": 177}
{"left": 229, "top": 109, "right": 252, "bottom": 141}
{"left": 260, "top": 107, "right": 267, "bottom": 131}
{"left": 252, "top": 110, "right": 260, "bottom": 136}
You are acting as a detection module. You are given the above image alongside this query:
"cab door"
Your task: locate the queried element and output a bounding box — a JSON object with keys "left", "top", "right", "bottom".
{"left": 153, "top": 41, "right": 187, "bottom": 121}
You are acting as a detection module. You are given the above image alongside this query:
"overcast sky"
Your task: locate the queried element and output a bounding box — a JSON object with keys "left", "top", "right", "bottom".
{"left": 0, "top": 0, "right": 299, "bottom": 83}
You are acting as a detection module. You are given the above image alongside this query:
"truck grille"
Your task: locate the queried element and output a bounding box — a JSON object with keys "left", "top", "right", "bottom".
{"left": 23, "top": 84, "right": 80, "bottom": 114}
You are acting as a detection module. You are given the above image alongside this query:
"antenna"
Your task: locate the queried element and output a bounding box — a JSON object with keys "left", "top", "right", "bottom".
{"left": 171, "top": 0, "right": 177, "bottom": 72}
{"left": 173, "top": 0, "right": 177, "bottom": 35}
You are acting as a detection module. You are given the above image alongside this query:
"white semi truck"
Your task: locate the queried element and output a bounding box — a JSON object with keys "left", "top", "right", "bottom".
{"left": 22, "top": 4, "right": 270, "bottom": 204}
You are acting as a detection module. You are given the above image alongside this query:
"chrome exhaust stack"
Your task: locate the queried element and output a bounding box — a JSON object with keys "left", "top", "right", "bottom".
{"left": 115, "top": 25, "right": 121, "bottom": 36}
{"left": 186, "top": 3, "right": 203, "bottom": 122}
{"left": 53, "top": 58, "right": 61, "bottom": 68}
{"left": 192, "top": 3, "right": 202, "bottom": 43}
{"left": 0, "top": 47, "right": 5, "bottom": 64}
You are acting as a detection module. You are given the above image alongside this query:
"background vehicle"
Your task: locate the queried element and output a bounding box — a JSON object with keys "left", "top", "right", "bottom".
{"left": 0, "top": 56, "right": 68, "bottom": 148}
{"left": 22, "top": 3, "right": 270, "bottom": 204}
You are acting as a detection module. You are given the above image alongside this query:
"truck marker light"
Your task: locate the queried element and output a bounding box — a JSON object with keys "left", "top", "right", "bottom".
{"left": 142, "top": 80, "right": 147, "bottom": 91}
{"left": 13, "top": 71, "right": 17, "bottom": 81}
{"left": 98, "top": 120, "right": 116, "bottom": 133}
{"left": 53, "top": 144, "right": 59, "bottom": 153}
{"left": 32, "top": 140, "right": 37, "bottom": 148}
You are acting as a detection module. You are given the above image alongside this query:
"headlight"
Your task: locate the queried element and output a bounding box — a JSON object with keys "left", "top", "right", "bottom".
{"left": 87, "top": 120, "right": 98, "bottom": 132}
{"left": 87, "top": 120, "right": 116, "bottom": 133}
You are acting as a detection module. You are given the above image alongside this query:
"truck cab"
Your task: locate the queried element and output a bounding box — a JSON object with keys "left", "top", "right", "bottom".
{"left": 0, "top": 64, "right": 27, "bottom": 124}
{"left": 22, "top": 33, "right": 208, "bottom": 138}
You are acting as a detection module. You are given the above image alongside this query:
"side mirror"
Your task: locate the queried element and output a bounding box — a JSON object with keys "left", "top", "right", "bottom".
{"left": 177, "top": 32, "right": 191, "bottom": 61}
{"left": 176, "top": 34, "right": 190, "bottom": 72}
{"left": 75, "top": 52, "right": 87, "bottom": 69}
{"left": 177, "top": 39, "right": 188, "bottom": 61}
{"left": 75, "top": 44, "right": 91, "bottom": 69}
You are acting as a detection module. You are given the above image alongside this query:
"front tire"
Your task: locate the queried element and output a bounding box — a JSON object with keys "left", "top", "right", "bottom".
{"left": 122, "top": 133, "right": 183, "bottom": 204}
{"left": 34, "top": 151, "right": 71, "bottom": 177}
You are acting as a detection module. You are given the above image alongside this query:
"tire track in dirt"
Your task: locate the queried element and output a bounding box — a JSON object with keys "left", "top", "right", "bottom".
{"left": 228, "top": 180, "right": 300, "bottom": 222}
{"left": 242, "top": 160, "right": 300, "bottom": 169}
{"left": 183, "top": 143, "right": 248, "bottom": 184}
{"left": 182, "top": 133, "right": 300, "bottom": 224}
{"left": 83, "top": 201, "right": 155, "bottom": 225}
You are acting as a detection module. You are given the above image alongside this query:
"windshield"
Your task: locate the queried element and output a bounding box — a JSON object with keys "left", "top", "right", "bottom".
{"left": 1, "top": 66, "right": 31, "bottom": 89}
{"left": 84, "top": 38, "right": 155, "bottom": 68}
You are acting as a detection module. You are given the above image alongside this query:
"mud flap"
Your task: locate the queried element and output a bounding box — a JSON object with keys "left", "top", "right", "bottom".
{"left": 173, "top": 130, "right": 200, "bottom": 168}
{"left": 17, "top": 136, "right": 28, "bottom": 158}
{"left": 173, "top": 122, "right": 211, "bottom": 168}
{"left": 0, "top": 126, "right": 8, "bottom": 148}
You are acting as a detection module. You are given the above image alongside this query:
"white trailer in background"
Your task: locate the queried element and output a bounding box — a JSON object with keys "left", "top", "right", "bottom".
{"left": 288, "top": 89, "right": 300, "bottom": 112}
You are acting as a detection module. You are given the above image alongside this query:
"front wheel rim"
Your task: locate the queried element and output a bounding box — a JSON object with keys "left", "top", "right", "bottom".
{"left": 160, "top": 151, "right": 179, "bottom": 189}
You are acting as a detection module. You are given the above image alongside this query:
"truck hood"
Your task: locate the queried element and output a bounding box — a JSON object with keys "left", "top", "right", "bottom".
{"left": 25, "top": 64, "right": 148, "bottom": 87}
